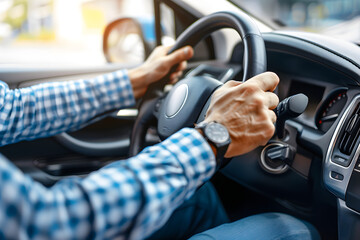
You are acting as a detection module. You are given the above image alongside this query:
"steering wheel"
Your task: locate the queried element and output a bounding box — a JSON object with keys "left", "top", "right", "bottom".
{"left": 129, "top": 11, "right": 266, "bottom": 156}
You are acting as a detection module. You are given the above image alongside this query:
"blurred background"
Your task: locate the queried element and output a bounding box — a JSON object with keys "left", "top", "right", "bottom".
{"left": 235, "top": 0, "right": 360, "bottom": 41}
{"left": 0, "top": 0, "right": 359, "bottom": 66}
{"left": 0, "top": 0, "right": 154, "bottom": 65}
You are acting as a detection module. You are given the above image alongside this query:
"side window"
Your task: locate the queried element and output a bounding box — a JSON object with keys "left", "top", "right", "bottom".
{"left": 154, "top": 0, "right": 215, "bottom": 62}
{"left": 0, "top": 0, "right": 155, "bottom": 66}
{"left": 159, "top": 3, "right": 176, "bottom": 46}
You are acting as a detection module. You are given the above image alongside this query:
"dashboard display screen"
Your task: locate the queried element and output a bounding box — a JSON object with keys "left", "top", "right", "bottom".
{"left": 288, "top": 80, "right": 325, "bottom": 118}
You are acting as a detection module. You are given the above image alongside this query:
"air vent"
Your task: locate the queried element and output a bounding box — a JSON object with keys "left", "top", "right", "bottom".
{"left": 339, "top": 103, "right": 360, "bottom": 155}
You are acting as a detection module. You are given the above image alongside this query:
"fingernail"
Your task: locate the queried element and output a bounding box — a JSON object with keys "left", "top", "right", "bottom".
{"left": 183, "top": 46, "right": 190, "bottom": 55}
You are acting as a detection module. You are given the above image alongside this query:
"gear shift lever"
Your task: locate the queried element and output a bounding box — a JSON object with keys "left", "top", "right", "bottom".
{"left": 260, "top": 93, "right": 308, "bottom": 177}
{"left": 275, "top": 93, "right": 308, "bottom": 139}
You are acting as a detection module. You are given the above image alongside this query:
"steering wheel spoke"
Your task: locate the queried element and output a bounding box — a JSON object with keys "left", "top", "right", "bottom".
{"left": 129, "top": 98, "right": 158, "bottom": 157}
{"left": 152, "top": 95, "right": 166, "bottom": 120}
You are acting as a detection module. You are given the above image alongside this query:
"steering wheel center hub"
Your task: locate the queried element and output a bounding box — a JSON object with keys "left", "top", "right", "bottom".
{"left": 166, "top": 84, "right": 189, "bottom": 118}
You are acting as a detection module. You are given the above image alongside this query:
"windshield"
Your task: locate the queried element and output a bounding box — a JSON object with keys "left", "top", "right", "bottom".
{"left": 230, "top": 0, "right": 360, "bottom": 43}
{"left": 1, "top": 0, "right": 359, "bottom": 66}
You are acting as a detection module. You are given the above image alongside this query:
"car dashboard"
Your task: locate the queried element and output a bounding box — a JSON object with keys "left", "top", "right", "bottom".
{"left": 186, "top": 30, "right": 360, "bottom": 239}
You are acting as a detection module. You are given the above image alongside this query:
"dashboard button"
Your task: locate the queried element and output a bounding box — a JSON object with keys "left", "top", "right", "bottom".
{"left": 331, "top": 171, "right": 344, "bottom": 181}
{"left": 332, "top": 156, "right": 350, "bottom": 167}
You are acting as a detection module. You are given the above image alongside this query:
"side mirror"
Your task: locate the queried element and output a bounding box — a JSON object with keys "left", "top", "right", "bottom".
{"left": 103, "top": 17, "right": 151, "bottom": 64}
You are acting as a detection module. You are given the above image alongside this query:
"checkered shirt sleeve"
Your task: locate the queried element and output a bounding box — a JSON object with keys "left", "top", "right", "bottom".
{"left": 0, "top": 70, "right": 135, "bottom": 146}
{"left": 0, "top": 128, "right": 216, "bottom": 239}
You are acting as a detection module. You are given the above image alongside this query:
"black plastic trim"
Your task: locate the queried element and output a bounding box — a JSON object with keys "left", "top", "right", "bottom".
{"left": 271, "top": 32, "right": 360, "bottom": 71}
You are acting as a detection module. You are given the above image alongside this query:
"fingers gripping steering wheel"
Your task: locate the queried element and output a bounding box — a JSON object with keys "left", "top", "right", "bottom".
{"left": 129, "top": 11, "right": 267, "bottom": 156}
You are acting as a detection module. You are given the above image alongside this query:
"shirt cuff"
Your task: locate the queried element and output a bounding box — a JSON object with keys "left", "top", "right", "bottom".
{"left": 110, "top": 69, "right": 136, "bottom": 109}
{"left": 158, "top": 128, "right": 217, "bottom": 193}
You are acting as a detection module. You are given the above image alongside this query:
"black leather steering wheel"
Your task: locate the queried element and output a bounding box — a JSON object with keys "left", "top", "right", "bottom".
{"left": 129, "top": 11, "right": 267, "bottom": 156}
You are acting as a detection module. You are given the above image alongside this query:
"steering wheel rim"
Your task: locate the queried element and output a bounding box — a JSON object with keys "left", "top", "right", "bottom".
{"left": 129, "top": 11, "right": 267, "bottom": 156}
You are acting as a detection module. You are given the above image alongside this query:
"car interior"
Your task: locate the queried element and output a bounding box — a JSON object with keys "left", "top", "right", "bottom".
{"left": 1, "top": 0, "right": 360, "bottom": 239}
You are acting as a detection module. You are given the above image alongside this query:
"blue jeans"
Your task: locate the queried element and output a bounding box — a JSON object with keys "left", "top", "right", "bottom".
{"left": 189, "top": 212, "right": 321, "bottom": 240}
{"left": 146, "top": 182, "right": 229, "bottom": 240}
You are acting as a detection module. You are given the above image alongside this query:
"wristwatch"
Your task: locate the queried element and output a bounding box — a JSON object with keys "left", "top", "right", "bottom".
{"left": 195, "top": 121, "right": 231, "bottom": 169}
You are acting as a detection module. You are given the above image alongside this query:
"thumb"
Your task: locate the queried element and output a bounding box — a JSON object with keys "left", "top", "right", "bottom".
{"left": 165, "top": 46, "right": 193, "bottom": 66}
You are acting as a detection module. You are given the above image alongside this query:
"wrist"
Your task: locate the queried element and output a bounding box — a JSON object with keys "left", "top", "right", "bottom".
{"left": 128, "top": 67, "right": 148, "bottom": 99}
{"left": 128, "top": 66, "right": 146, "bottom": 81}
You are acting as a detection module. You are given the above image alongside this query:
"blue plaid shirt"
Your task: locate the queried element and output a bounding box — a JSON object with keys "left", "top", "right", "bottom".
{"left": 0, "top": 70, "right": 216, "bottom": 239}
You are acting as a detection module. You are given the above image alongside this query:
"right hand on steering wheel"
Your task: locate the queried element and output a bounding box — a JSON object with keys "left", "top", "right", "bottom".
{"left": 204, "top": 72, "right": 280, "bottom": 158}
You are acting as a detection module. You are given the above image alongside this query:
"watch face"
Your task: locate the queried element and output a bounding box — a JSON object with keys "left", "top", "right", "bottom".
{"left": 204, "top": 122, "right": 230, "bottom": 144}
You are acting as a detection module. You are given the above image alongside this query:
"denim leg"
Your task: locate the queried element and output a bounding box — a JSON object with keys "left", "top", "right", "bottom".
{"left": 146, "top": 182, "right": 229, "bottom": 240}
{"left": 189, "top": 212, "right": 321, "bottom": 240}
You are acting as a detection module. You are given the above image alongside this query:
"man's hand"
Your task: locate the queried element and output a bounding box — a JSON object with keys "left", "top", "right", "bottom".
{"left": 128, "top": 45, "right": 194, "bottom": 99}
{"left": 204, "top": 72, "right": 280, "bottom": 158}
